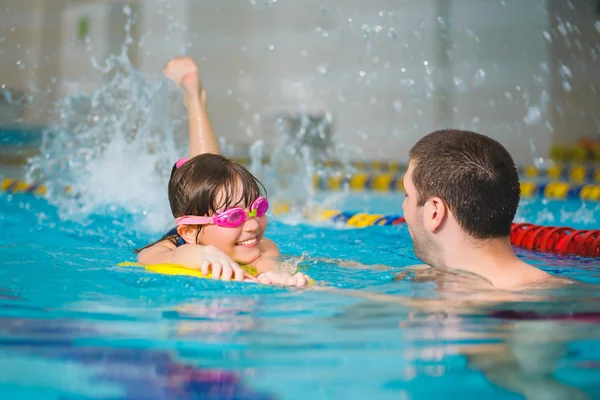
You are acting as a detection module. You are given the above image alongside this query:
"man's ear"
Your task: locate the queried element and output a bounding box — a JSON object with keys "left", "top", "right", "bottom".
{"left": 176, "top": 225, "right": 199, "bottom": 244}
{"left": 423, "top": 197, "right": 446, "bottom": 233}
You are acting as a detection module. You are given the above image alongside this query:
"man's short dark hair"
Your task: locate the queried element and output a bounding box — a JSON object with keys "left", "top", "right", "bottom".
{"left": 408, "top": 129, "right": 520, "bottom": 239}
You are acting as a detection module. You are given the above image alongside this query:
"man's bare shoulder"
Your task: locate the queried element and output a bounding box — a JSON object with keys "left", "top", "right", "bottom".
{"left": 394, "top": 264, "right": 493, "bottom": 289}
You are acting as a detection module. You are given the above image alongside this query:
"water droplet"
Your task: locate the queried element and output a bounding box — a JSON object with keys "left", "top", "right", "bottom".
{"left": 562, "top": 81, "right": 572, "bottom": 93}
{"left": 268, "top": 44, "right": 275, "bottom": 51}
{"left": 393, "top": 100, "right": 403, "bottom": 112}
{"left": 453, "top": 77, "right": 467, "bottom": 93}
{"left": 423, "top": 60, "right": 429, "bottom": 66}
{"left": 361, "top": 24, "right": 370, "bottom": 37}
{"left": 543, "top": 31, "right": 552, "bottom": 42}
{"left": 557, "top": 23, "right": 567, "bottom": 37}
{"left": 540, "top": 91, "right": 550, "bottom": 111}
{"left": 316, "top": 63, "right": 329, "bottom": 75}
{"left": 474, "top": 68, "right": 486, "bottom": 86}
{"left": 401, "top": 67, "right": 406, "bottom": 73}
{"left": 359, "top": 70, "right": 366, "bottom": 77}
{"left": 595, "top": 21, "right": 600, "bottom": 34}
{"left": 388, "top": 28, "right": 397, "bottom": 40}
{"left": 524, "top": 106, "right": 541, "bottom": 126}
{"left": 559, "top": 64, "right": 572, "bottom": 78}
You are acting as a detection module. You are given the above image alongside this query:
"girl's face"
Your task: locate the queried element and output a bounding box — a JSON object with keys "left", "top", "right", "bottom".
{"left": 196, "top": 201, "right": 268, "bottom": 264}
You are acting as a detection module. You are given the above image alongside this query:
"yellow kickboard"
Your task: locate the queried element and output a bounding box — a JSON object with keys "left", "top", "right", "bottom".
{"left": 117, "top": 261, "right": 259, "bottom": 279}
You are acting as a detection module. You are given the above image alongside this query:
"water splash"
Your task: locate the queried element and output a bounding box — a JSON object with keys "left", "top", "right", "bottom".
{"left": 248, "top": 111, "right": 352, "bottom": 223}
{"left": 26, "top": 6, "right": 186, "bottom": 233}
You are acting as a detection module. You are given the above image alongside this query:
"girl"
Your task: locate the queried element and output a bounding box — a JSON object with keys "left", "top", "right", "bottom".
{"left": 137, "top": 57, "right": 309, "bottom": 287}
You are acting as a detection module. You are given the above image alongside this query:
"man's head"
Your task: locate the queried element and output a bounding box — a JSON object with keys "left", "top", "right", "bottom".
{"left": 402, "top": 129, "right": 520, "bottom": 266}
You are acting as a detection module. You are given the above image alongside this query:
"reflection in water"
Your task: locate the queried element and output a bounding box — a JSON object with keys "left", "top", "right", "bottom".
{"left": 165, "top": 297, "right": 259, "bottom": 339}
{"left": 330, "top": 287, "right": 600, "bottom": 400}
{"left": 0, "top": 291, "right": 271, "bottom": 400}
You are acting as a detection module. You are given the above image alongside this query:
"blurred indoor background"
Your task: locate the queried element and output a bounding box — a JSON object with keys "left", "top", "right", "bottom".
{"left": 0, "top": 0, "right": 599, "bottom": 165}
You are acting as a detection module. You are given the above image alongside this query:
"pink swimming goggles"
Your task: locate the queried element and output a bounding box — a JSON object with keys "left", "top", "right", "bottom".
{"left": 175, "top": 196, "right": 269, "bottom": 228}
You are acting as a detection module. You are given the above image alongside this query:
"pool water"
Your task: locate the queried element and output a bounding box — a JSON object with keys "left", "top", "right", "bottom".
{"left": 1, "top": 188, "right": 600, "bottom": 399}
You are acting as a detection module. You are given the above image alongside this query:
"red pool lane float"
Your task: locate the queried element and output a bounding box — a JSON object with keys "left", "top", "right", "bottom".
{"left": 538, "top": 227, "right": 574, "bottom": 252}
{"left": 513, "top": 224, "right": 545, "bottom": 249}
{"left": 510, "top": 223, "right": 534, "bottom": 245}
{"left": 571, "top": 230, "right": 599, "bottom": 257}
{"left": 591, "top": 235, "right": 600, "bottom": 257}
{"left": 556, "top": 230, "right": 587, "bottom": 255}
{"left": 509, "top": 223, "right": 600, "bottom": 258}
{"left": 523, "top": 226, "right": 551, "bottom": 251}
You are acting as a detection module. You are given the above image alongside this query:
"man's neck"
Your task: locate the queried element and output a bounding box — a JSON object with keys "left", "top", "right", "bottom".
{"left": 440, "top": 234, "right": 549, "bottom": 289}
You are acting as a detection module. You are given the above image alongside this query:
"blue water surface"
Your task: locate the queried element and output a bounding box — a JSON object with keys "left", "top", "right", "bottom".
{"left": 1, "top": 190, "right": 600, "bottom": 400}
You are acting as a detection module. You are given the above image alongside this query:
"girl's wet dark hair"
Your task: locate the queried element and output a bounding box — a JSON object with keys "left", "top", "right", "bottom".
{"left": 135, "top": 153, "right": 267, "bottom": 253}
